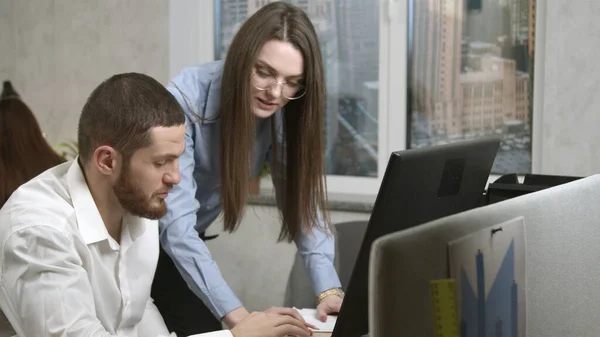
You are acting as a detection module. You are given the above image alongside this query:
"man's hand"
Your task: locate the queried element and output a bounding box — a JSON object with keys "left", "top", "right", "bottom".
{"left": 263, "top": 307, "right": 318, "bottom": 330}
{"left": 263, "top": 307, "right": 306, "bottom": 323}
{"left": 230, "top": 311, "right": 312, "bottom": 337}
{"left": 316, "top": 295, "right": 342, "bottom": 322}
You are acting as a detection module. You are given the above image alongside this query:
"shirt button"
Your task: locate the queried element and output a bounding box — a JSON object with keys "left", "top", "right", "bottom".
{"left": 206, "top": 204, "right": 213, "bottom": 210}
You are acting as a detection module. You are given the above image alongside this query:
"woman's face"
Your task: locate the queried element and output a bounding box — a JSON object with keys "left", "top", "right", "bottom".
{"left": 250, "top": 39, "right": 304, "bottom": 118}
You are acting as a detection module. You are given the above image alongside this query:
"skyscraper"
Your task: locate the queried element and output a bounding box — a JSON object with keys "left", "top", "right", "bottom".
{"left": 465, "top": 0, "right": 511, "bottom": 45}
{"left": 528, "top": 0, "right": 536, "bottom": 57}
{"left": 508, "top": 0, "right": 529, "bottom": 44}
{"left": 218, "top": 0, "right": 248, "bottom": 59}
{"left": 335, "top": 0, "right": 379, "bottom": 96}
{"left": 216, "top": 0, "right": 380, "bottom": 176}
{"left": 411, "top": 0, "right": 464, "bottom": 136}
{"left": 411, "top": 0, "right": 530, "bottom": 137}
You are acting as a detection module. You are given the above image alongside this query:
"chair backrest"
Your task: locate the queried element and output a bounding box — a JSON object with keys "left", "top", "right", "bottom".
{"left": 335, "top": 220, "right": 369, "bottom": 289}
{"left": 369, "top": 174, "right": 600, "bottom": 337}
{"left": 283, "top": 220, "right": 368, "bottom": 308}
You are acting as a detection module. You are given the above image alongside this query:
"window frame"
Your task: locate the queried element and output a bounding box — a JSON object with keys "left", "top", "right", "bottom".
{"left": 169, "top": 0, "right": 545, "bottom": 197}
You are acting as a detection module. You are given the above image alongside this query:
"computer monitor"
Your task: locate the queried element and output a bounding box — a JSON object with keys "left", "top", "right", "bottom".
{"left": 331, "top": 137, "right": 500, "bottom": 337}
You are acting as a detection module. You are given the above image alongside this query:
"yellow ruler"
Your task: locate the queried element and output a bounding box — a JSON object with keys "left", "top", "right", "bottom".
{"left": 430, "top": 279, "right": 460, "bottom": 337}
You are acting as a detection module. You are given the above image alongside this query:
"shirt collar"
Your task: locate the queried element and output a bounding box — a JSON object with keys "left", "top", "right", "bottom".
{"left": 171, "top": 61, "right": 224, "bottom": 125}
{"left": 66, "top": 159, "right": 147, "bottom": 247}
{"left": 66, "top": 159, "right": 110, "bottom": 245}
{"left": 124, "top": 213, "right": 148, "bottom": 242}
{"left": 119, "top": 213, "right": 150, "bottom": 254}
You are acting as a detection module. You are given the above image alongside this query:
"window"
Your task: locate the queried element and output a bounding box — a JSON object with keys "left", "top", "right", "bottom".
{"left": 169, "top": 0, "right": 537, "bottom": 195}
{"left": 214, "top": 0, "right": 386, "bottom": 195}
{"left": 409, "top": 0, "right": 535, "bottom": 174}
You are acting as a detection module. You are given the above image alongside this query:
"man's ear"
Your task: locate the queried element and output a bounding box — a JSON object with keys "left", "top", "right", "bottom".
{"left": 92, "top": 146, "right": 120, "bottom": 176}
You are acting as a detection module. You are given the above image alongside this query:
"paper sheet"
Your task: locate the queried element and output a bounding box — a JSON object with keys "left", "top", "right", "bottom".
{"left": 295, "top": 308, "right": 337, "bottom": 332}
{"left": 448, "top": 216, "right": 527, "bottom": 337}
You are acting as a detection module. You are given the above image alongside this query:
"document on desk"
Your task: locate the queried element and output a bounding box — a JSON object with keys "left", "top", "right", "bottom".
{"left": 295, "top": 308, "right": 337, "bottom": 332}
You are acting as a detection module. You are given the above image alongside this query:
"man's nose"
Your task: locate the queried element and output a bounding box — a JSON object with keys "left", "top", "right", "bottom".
{"left": 164, "top": 165, "right": 181, "bottom": 185}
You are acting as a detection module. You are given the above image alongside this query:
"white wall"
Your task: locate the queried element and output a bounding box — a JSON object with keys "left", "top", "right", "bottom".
{"left": 168, "top": 0, "right": 214, "bottom": 78}
{"left": 0, "top": 0, "right": 169, "bottom": 146}
{"left": 533, "top": 0, "right": 600, "bottom": 177}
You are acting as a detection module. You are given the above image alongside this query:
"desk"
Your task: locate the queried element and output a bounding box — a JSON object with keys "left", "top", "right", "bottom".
{"left": 189, "top": 331, "right": 333, "bottom": 337}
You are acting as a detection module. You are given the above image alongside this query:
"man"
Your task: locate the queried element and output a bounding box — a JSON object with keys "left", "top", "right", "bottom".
{"left": 0, "top": 73, "right": 311, "bottom": 337}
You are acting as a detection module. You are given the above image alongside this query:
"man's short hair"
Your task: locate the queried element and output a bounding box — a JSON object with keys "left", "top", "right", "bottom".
{"left": 77, "top": 73, "right": 185, "bottom": 162}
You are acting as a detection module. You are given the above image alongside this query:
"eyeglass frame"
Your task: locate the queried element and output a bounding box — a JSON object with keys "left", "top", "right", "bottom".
{"left": 250, "top": 69, "right": 306, "bottom": 100}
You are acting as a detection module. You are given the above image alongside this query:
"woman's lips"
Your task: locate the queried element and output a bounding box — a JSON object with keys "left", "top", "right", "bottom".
{"left": 256, "top": 97, "right": 277, "bottom": 109}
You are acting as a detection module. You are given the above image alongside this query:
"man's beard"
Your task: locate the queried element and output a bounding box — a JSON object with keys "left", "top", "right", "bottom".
{"left": 113, "top": 165, "right": 168, "bottom": 220}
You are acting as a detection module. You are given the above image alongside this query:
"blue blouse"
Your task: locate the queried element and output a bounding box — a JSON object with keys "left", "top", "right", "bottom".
{"left": 160, "top": 60, "right": 341, "bottom": 319}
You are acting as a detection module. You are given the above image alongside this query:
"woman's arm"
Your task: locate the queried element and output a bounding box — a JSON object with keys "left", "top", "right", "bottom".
{"left": 159, "top": 68, "right": 245, "bottom": 323}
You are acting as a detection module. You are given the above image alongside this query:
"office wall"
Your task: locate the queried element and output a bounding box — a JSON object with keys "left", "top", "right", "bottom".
{"left": 0, "top": 0, "right": 169, "bottom": 146}
{"left": 535, "top": 0, "right": 600, "bottom": 176}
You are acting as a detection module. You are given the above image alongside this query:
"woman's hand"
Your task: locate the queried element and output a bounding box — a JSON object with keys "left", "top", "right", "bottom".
{"left": 316, "top": 295, "right": 342, "bottom": 322}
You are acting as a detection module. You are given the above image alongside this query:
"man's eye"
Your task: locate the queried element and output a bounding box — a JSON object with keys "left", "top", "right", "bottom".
{"left": 257, "top": 71, "right": 271, "bottom": 77}
{"left": 154, "top": 161, "right": 166, "bottom": 167}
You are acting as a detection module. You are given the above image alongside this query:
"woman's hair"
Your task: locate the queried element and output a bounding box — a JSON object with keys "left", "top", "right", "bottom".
{"left": 219, "top": 2, "right": 330, "bottom": 242}
{"left": 0, "top": 81, "right": 65, "bottom": 208}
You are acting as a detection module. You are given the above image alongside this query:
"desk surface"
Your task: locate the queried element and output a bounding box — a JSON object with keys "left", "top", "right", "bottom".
{"left": 188, "top": 331, "right": 332, "bottom": 337}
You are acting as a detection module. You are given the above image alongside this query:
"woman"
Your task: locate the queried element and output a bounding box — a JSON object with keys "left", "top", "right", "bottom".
{"left": 151, "top": 2, "right": 344, "bottom": 336}
{"left": 0, "top": 81, "right": 65, "bottom": 208}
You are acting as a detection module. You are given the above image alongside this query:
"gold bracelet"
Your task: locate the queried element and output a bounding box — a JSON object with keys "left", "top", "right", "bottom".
{"left": 317, "top": 287, "right": 344, "bottom": 303}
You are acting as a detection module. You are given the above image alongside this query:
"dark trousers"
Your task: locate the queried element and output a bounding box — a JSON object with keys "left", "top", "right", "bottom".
{"left": 151, "top": 233, "right": 222, "bottom": 336}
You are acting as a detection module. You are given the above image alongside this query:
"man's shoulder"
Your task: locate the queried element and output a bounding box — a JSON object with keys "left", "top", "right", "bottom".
{"left": 0, "top": 162, "right": 75, "bottom": 241}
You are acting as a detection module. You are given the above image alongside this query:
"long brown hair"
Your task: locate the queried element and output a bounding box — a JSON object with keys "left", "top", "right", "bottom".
{"left": 220, "top": 2, "right": 330, "bottom": 241}
{"left": 0, "top": 81, "right": 65, "bottom": 208}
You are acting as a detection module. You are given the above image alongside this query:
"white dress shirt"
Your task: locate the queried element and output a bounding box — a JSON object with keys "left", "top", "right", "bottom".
{"left": 0, "top": 161, "right": 232, "bottom": 337}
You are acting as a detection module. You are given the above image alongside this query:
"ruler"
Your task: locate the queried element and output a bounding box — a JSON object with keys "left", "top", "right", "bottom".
{"left": 430, "top": 279, "right": 460, "bottom": 337}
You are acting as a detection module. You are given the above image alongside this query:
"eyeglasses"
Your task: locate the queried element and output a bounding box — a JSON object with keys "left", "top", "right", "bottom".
{"left": 251, "top": 69, "right": 306, "bottom": 100}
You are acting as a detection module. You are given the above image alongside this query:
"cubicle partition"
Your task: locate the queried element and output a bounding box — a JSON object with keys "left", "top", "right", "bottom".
{"left": 369, "top": 174, "right": 600, "bottom": 337}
